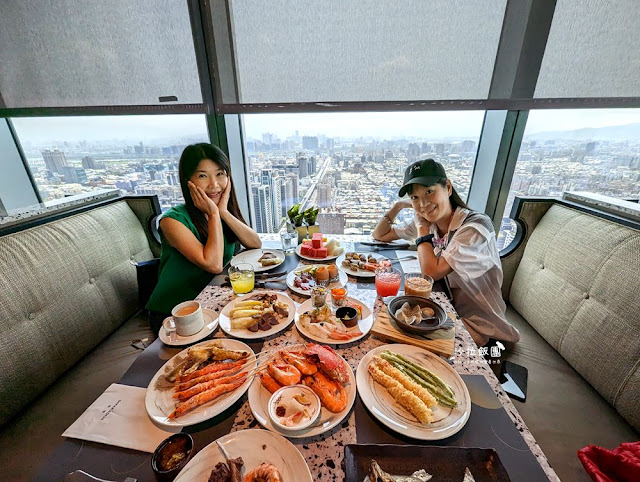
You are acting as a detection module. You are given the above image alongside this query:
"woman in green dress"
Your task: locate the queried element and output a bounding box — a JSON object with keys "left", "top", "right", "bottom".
{"left": 146, "top": 143, "right": 260, "bottom": 331}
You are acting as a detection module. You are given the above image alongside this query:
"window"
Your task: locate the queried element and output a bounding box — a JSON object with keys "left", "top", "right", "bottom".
{"left": 498, "top": 108, "right": 640, "bottom": 249}
{"left": 11, "top": 115, "right": 209, "bottom": 211}
{"left": 242, "top": 111, "right": 485, "bottom": 234}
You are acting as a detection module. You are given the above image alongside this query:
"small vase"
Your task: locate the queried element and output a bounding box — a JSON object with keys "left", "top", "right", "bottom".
{"left": 295, "top": 225, "right": 309, "bottom": 244}
{"left": 306, "top": 224, "right": 321, "bottom": 238}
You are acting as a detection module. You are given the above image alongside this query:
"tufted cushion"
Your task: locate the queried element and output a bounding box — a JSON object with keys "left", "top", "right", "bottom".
{"left": 0, "top": 201, "right": 153, "bottom": 426}
{"left": 510, "top": 204, "right": 640, "bottom": 430}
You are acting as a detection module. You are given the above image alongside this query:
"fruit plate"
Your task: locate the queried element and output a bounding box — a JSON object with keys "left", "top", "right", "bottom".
{"left": 295, "top": 243, "right": 340, "bottom": 262}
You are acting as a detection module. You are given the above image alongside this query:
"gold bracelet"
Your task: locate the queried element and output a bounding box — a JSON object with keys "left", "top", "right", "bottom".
{"left": 383, "top": 213, "right": 394, "bottom": 225}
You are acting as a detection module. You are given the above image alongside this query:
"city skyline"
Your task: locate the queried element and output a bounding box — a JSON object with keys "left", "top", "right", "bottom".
{"left": 11, "top": 109, "right": 640, "bottom": 146}
{"left": 9, "top": 111, "right": 640, "bottom": 250}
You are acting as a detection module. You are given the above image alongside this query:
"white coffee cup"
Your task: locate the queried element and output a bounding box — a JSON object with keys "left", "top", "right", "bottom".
{"left": 166, "top": 301, "right": 205, "bottom": 337}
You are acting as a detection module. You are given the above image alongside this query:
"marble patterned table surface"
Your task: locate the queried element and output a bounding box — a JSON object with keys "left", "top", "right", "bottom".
{"left": 195, "top": 242, "right": 559, "bottom": 481}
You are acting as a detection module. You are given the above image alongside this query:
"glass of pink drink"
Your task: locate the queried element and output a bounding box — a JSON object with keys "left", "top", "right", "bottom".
{"left": 375, "top": 267, "right": 402, "bottom": 298}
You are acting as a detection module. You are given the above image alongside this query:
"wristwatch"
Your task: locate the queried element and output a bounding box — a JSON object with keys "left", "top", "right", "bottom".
{"left": 416, "top": 234, "right": 434, "bottom": 247}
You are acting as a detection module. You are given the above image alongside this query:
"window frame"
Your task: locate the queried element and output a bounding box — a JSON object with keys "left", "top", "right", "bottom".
{"left": 2, "top": 0, "right": 639, "bottom": 232}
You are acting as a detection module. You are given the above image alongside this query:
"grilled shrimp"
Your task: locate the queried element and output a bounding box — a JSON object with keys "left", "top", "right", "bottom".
{"left": 243, "top": 463, "right": 283, "bottom": 482}
{"left": 168, "top": 377, "right": 246, "bottom": 419}
{"left": 302, "top": 372, "right": 348, "bottom": 413}
{"left": 258, "top": 370, "right": 283, "bottom": 394}
{"left": 267, "top": 361, "right": 301, "bottom": 386}
{"left": 281, "top": 351, "right": 318, "bottom": 375}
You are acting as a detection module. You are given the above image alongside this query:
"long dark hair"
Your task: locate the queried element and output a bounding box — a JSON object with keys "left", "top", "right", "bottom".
{"left": 179, "top": 143, "right": 246, "bottom": 244}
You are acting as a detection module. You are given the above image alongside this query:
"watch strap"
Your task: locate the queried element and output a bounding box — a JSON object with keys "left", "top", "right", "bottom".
{"left": 416, "top": 234, "right": 434, "bottom": 247}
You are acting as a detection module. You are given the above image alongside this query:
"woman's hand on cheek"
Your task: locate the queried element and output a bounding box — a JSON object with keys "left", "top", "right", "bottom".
{"left": 189, "top": 181, "right": 218, "bottom": 216}
{"left": 415, "top": 213, "right": 431, "bottom": 235}
{"left": 218, "top": 178, "right": 232, "bottom": 214}
{"left": 395, "top": 199, "right": 413, "bottom": 211}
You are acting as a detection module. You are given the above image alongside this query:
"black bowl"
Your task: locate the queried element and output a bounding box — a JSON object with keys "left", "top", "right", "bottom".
{"left": 151, "top": 432, "right": 194, "bottom": 481}
{"left": 336, "top": 306, "right": 359, "bottom": 328}
{"left": 387, "top": 295, "right": 447, "bottom": 335}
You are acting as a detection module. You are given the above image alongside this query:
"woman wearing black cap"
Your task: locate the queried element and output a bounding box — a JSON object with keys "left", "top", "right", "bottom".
{"left": 373, "top": 159, "right": 520, "bottom": 346}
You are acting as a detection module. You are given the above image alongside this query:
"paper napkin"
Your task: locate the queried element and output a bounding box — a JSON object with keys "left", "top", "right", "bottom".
{"left": 63, "top": 383, "right": 176, "bottom": 453}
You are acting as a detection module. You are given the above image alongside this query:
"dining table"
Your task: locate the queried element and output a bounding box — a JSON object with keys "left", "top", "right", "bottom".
{"left": 35, "top": 236, "right": 560, "bottom": 482}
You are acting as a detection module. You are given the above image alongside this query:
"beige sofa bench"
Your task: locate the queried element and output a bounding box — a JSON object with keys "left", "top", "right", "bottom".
{"left": 500, "top": 197, "right": 639, "bottom": 481}
{"left": 0, "top": 196, "right": 160, "bottom": 481}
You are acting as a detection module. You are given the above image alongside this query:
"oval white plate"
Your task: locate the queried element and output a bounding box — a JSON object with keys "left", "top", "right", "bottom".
{"left": 336, "top": 253, "right": 389, "bottom": 278}
{"left": 248, "top": 345, "right": 356, "bottom": 438}
{"left": 230, "top": 249, "right": 285, "bottom": 272}
{"left": 356, "top": 344, "right": 471, "bottom": 441}
{"left": 174, "top": 429, "right": 313, "bottom": 482}
{"left": 286, "top": 266, "right": 348, "bottom": 297}
{"left": 145, "top": 339, "right": 256, "bottom": 430}
{"left": 295, "top": 243, "right": 340, "bottom": 262}
{"left": 159, "top": 308, "right": 219, "bottom": 346}
{"left": 219, "top": 291, "right": 296, "bottom": 340}
{"left": 295, "top": 297, "right": 373, "bottom": 345}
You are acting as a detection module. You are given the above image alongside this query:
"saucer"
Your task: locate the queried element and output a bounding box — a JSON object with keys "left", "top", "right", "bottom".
{"left": 159, "top": 308, "right": 219, "bottom": 346}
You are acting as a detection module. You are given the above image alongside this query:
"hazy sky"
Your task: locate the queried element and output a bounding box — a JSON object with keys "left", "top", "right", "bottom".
{"left": 11, "top": 108, "right": 640, "bottom": 145}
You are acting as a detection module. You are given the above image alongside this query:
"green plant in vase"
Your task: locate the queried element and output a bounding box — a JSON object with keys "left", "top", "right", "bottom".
{"left": 303, "top": 206, "right": 321, "bottom": 238}
{"left": 287, "top": 203, "right": 307, "bottom": 243}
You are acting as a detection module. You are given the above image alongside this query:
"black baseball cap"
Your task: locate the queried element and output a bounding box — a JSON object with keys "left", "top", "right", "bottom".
{"left": 398, "top": 159, "right": 447, "bottom": 197}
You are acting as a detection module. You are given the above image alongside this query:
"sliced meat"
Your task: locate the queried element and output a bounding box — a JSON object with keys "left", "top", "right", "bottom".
{"left": 262, "top": 312, "right": 279, "bottom": 326}
{"left": 258, "top": 252, "right": 277, "bottom": 261}
{"left": 273, "top": 304, "right": 288, "bottom": 317}
{"left": 247, "top": 322, "right": 259, "bottom": 332}
{"left": 207, "top": 461, "right": 230, "bottom": 482}
{"left": 228, "top": 457, "right": 244, "bottom": 482}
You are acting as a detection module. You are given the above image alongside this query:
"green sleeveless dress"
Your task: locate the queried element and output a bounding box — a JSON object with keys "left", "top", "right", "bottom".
{"left": 146, "top": 204, "right": 236, "bottom": 314}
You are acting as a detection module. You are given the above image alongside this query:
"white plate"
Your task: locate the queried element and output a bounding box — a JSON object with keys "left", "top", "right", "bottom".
{"left": 230, "top": 249, "right": 285, "bottom": 272}
{"left": 336, "top": 253, "right": 389, "bottom": 278}
{"left": 247, "top": 345, "right": 356, "bottom": 438}
{"left": 159, "top": 308, "right": 219, "bottom": 346}
{"left": 295, "top": 243, "right": 340, "bottom": 262}
{"left": 295, "top": 297, "right": 374, "bottom": 345}
{"left": 356, "top": 344, "right": 471, "bottom": 440}
{"left": 145, "top": 339, "right": 256, "bottom": 430}
{"left": 219, "top": 291, "right": 296, "bottom": 340}
{"left": 286, "top": 266, "right": 348, "bottom": 297}
{"left": 174, "top": 429, "right": 312, "bottom": 482}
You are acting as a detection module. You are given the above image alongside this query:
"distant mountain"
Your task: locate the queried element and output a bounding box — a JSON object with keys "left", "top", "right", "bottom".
{"left": 527, "top": 123, "right": 640, "bottom": 141}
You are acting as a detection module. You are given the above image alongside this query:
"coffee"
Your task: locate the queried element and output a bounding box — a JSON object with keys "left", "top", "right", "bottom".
{"left": 176, "top": 305, "right": 198, "bottom": 316}
{"left": 168, "top": 301, "right": 205, "bottom": 337}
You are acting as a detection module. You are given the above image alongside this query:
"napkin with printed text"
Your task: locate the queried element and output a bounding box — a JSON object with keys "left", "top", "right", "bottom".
{"left": 63, "top": 383, "right": 176, "bottom": 453}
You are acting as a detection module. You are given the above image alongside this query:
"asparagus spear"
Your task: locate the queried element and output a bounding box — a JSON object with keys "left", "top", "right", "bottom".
{"left": 381, "top": 351, "right": 457, "bottom": 407}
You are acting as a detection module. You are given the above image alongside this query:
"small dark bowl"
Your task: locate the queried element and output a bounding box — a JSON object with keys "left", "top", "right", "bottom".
{"left": 151, "top": 432, "right": 194, "bottom": 481}
{"left": 387, "top": 295, "right": 447, "bottom": 335}
{"left": 336, "top": 306, "right": 359, "bottom": 328}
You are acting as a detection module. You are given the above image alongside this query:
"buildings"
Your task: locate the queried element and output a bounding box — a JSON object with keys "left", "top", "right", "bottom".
{"left": 251, "top": 184, "right": 273, "bottom": 233}
{"left": 317, "top": 181, "right": 332, "bottom": 208}
{"left": 81, "top": 156, "right": 97, "bottom": 169}
{"left": 41, "top": 149, "right": 68, "bottom": 174}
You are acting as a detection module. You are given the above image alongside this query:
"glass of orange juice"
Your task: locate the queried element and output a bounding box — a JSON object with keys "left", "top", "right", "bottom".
{"left": 229, "top": 263, "right": 254, "bottom": 294}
